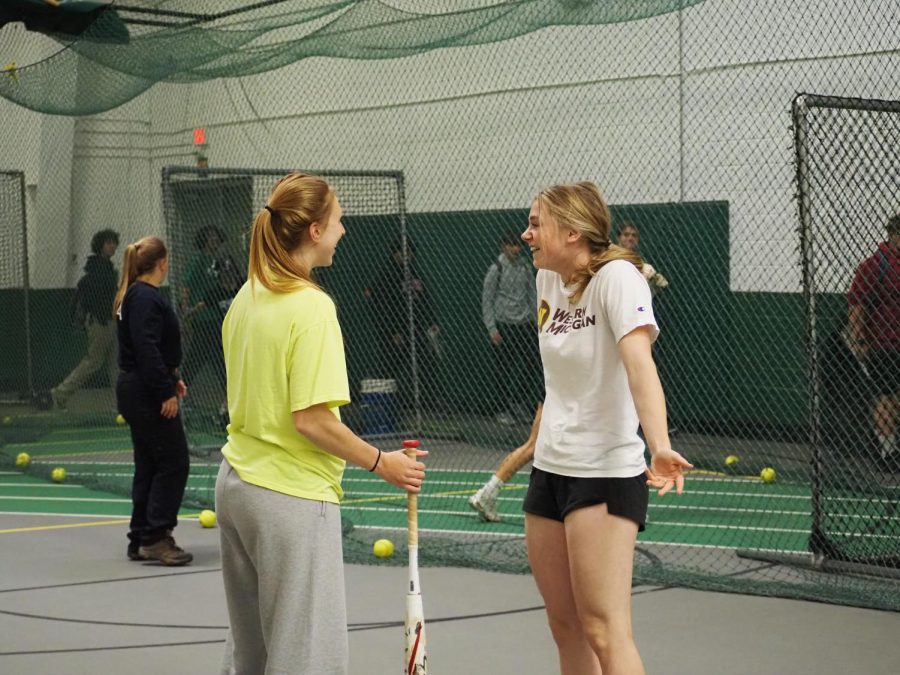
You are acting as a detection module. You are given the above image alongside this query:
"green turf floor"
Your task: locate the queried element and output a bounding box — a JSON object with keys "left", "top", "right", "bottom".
{"left": 2, "top": 424, "right": 816, "bottom": 555}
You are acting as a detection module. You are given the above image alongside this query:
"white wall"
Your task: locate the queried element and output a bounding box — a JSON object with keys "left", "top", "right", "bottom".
{"left": 4, "top": 0, "right": 898, "bottom": 291}
{"left": 0, "top": 23, "right": 54, "bottom": 184}
{"left": 70, "top": 95, "right": 157, "bottom": 285}
{"left": 0, "top": 26, "right": 73, "bottom": 289}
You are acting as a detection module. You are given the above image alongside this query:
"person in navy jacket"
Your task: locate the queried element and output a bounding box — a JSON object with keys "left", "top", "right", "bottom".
{"left": 113, "top": 236, "right": 192, "bottom": 566}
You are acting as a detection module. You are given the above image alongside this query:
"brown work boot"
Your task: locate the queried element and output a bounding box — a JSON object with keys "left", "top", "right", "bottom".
{"left": 138, "top": 536, "right": 193, "bottom": 566}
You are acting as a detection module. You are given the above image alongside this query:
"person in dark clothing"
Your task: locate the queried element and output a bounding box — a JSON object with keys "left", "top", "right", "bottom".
{"left": 847, "top": 213, "right": 900, "bottom": 469}
{"left": 114, "top": 236, "right": 192, "bottom": 566}
{"left": 51, "top": 229, "right": 120, "bottom": 409}
{"left": 369, "top": 238, "right": 443, "bottom": 413}
{"left": 180, "top": 226, "right": 242, "bottom": 423}
{"left": 481, "top": 230, "right": 542, "bottom": 426}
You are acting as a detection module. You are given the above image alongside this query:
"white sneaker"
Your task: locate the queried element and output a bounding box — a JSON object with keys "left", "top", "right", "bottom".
{"left": 468, "top": 493, "right": 501, "bottom": 522}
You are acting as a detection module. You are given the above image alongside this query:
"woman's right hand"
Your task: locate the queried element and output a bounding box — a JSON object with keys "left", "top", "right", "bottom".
{"left": 160, "top": 396, "right": 179, "bottom": 419}
{"left": 646, "top": 448, "right": 693, "bottom": 496}
{"left": 375, "top": 449, "right": 428, "bottom": 493}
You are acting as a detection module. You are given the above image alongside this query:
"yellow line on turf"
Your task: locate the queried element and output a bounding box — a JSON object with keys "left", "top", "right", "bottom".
{"left": 0, "top": 510, "right": 202, "bottom": 519}
{"left": 690, "top": 469, "right": 765, "bottom": 481}
{"left": 28, "top": 449, "right": 133, "bottom": 460}
{"left": 342, "top": 494, "right": 407, "bottom": 505}
{"left": 343, "top": 484, "right": 517, "bottom": 505}
{"left": 9, "top": 435, "right": 132, "bottom": 448}
{"left": 0, "top": 519, "right": 129, "bottom": 534}
{"left": 38, "top": 427, "right": 128, "bottom": 437}
{"left": 343, "top": 488, "right": 454, "bottom": 505}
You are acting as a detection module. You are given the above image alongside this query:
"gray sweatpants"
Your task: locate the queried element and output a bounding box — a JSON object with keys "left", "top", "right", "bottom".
{"left": 216, "top": 459, "right": 348, "bottom": 675}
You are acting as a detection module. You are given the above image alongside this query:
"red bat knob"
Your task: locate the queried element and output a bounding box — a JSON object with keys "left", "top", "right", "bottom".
{"left": 402, "top": 439, "right": 421, "bottom": 448}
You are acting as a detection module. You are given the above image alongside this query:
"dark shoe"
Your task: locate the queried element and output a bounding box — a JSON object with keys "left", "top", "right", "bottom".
{"left": 138, "top": 537, "right": 193, "bottom": 566}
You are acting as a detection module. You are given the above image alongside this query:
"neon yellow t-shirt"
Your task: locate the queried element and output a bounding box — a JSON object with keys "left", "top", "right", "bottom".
{"left": 221, "top": 280, "right": 350, "bottom": 503}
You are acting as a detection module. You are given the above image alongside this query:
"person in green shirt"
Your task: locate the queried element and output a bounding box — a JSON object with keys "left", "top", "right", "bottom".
{"left": 216, "top": 172, "right": 427, "bottom": 675}
{"left": 181, "top": 225, "right": 241, "bottom": 423}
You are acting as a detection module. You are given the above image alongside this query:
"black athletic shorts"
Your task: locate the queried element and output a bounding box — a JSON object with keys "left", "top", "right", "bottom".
{"left": 523, "top": 467, "right": 648, "bottom": 531}
{"left": 867, "top": 349, "right": 900, "bottom": 397}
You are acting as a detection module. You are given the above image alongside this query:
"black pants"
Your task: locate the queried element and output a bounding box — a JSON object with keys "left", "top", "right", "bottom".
{"left": 494, "top": 321, "right": 543, "bottom": 414}
{"left": 117, "top": 372, "right": 190, "bottom": 549}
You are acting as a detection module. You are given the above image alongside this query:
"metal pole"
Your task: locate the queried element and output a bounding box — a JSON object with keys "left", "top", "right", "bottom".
{"left": 793, "top": 94, "right": 826, "bottom": 559}
{"left": 678, "top": 5, "right": 685, "bottom": 202}
{"left": 18, "top": 172, "right": 34, "bottom": 398}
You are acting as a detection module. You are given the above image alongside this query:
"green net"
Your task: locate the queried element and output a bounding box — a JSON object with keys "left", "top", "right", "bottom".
{"left": 0, "top": 1, "right": 707, "bottom": 115}
{"left": 1, "top": 0, "right": 899, "bottom": 612}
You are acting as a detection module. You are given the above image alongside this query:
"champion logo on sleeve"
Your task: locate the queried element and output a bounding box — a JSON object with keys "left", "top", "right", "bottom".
{"left": 637, "top": 306, "right": 645, "bottom": 312}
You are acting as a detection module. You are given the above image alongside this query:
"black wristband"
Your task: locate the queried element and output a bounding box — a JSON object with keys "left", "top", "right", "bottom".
{"left": 368, "top": 448, "right": 382, "bottom": 472}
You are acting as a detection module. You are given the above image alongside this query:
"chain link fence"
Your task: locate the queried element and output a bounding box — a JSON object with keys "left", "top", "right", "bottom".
{"left": 0, "top": 1, "right": 898, "bottom": 610}
{"left": 0, "top": 171, "right": 35, "bottom": 406}
{"left": 789, "top": 94, "right": 899, "bottom": 575}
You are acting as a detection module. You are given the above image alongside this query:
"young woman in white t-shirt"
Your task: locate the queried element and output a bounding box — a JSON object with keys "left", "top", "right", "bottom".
{"left": 521, "top": 182, "right": 692, "bottom": 675}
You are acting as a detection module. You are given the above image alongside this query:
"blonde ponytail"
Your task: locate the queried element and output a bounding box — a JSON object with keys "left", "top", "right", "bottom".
{"left": 112, "top": 236, "right": 168, "bottom": 317}
{"left": 248, "top": 172, "right": 334, "bottom": 294}
{"left": 539, "top": 181, "right": 642, "bottom": 304}
{"left": 568, "top": 244, "right": 643, "bottom": 304}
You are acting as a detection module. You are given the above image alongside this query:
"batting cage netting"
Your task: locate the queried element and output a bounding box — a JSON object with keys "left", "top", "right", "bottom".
{"left": 1, "top": 1, "right": 898, "bottom": 611}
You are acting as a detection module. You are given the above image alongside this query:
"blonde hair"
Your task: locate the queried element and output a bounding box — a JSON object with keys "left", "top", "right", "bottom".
{"left": 112, "top": 236, "right": 167, "bottom": 316}
{"left": 248, "top": 172, "right": 335, "bottom": 294}
{"left": 538, "top": 181, "right": 642, "bottom": 304}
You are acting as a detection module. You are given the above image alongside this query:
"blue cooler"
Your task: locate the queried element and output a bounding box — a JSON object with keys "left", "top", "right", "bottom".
{"left": 360, "top": 378, "right": 397, "bottom": 434}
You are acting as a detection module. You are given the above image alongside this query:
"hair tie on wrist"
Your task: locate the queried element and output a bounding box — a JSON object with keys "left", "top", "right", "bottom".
{"left": 369, "top": 448, "right": 382, "bottom": 472}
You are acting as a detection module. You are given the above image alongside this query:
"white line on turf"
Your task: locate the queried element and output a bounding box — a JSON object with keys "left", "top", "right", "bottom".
{"left": 0, "top": 496, "right": 130, "bottom": 503}
{"left": 348, "top": 524, "right": 806, "bottom": 552}
{"left": 0, "top": 483, "right": 81, "bottom": 488}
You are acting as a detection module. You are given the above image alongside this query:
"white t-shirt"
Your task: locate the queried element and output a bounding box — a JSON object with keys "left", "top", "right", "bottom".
{"left": 534, "top": 259, "right": 659, "bottom": 478}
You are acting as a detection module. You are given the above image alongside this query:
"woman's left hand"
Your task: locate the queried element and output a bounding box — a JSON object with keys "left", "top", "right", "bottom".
{"left": 646, "top": 448, "right": 693, "bottom": 497}
{"left": 160, "top": 396, "right": 179, "bottom": 419}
